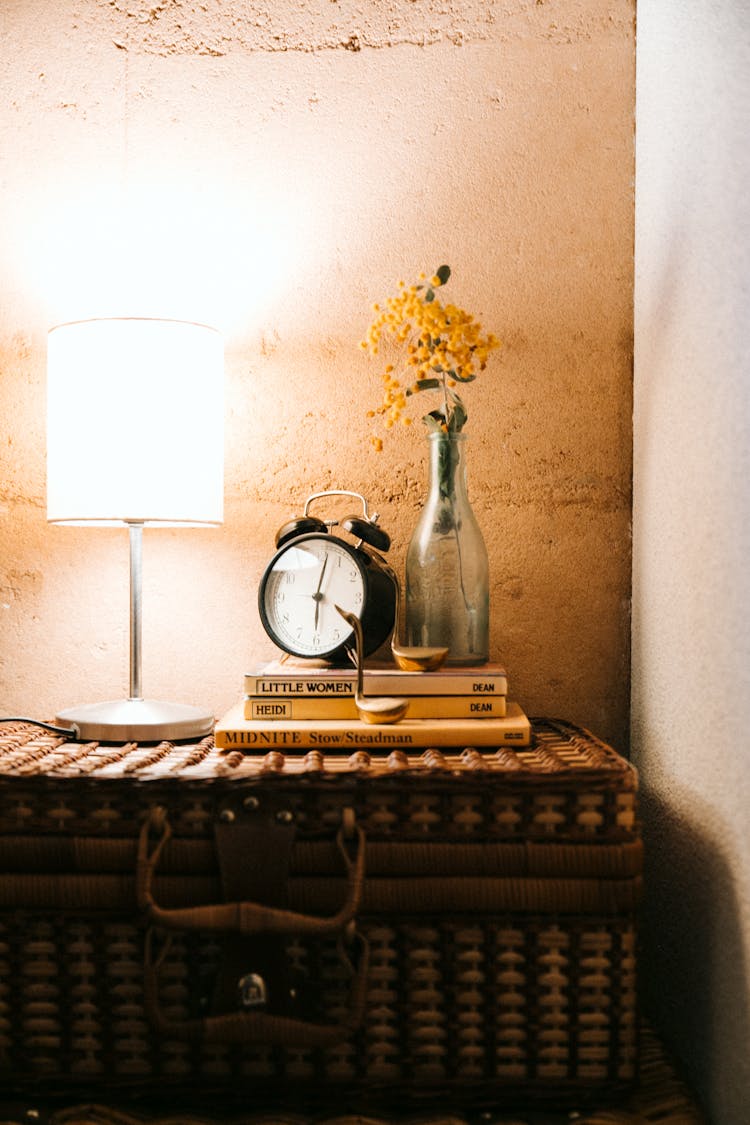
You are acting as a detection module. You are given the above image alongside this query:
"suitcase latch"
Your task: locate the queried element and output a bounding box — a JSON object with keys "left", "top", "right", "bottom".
{"left": 238, "top": 971, "right": 268, "bottom": 1009}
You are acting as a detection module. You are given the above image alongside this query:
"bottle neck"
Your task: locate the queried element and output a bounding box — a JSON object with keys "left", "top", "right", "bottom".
{"left": 426, "top": 431, "right": 469, "bottom": 505}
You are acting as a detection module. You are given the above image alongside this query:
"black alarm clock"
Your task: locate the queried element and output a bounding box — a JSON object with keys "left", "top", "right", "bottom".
{"left": 258, "top": 490, "right": 397, "bottom": 662}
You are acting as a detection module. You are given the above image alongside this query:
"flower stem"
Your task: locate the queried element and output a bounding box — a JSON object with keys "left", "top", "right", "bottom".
{"left": 436, "top": 435, "right": 471, "bottom": 612}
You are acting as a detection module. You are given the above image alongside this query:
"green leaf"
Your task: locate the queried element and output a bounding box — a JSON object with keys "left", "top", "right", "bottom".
{"left": 436, "top": 264, "right": 451, "bottom": 285}
{"left": 446, "top": 387, "right": 468, "bottom": 432}
{"left": 424, "top": 288, "right": 435, "bottom": 302}
{"left": 451, "top": 370, "right": 477, "bottom": 384}
{"left": 406, "top": 378, "right": 442, "bottom": 396}
{"left": 422, "top": 410, "right": 447, "bottom": 433}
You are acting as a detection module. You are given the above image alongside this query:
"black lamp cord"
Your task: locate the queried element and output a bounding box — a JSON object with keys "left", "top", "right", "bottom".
{"left": 0, "top": 717, "right": 79, "bottom": 739}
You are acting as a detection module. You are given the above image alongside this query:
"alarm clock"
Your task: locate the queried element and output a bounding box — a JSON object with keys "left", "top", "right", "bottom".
{"left": 258, "top": 490, "right": 397, "bottom": 662}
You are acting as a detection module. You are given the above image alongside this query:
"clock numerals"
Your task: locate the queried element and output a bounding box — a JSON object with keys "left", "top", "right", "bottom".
{"left": 261, "top": 535, "right": 368, "bottom": 658}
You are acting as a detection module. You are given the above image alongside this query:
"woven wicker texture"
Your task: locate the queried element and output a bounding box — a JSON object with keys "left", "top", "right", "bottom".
{"left": 0, "top": 1027, "right": 706, "bottom": 1125}
{"left": 0, "top": 721, "right": 642, "bottom": 1109}
{"left": 0, "top": 718, "right": 633, "bottom": 781}
{"left": 0, "top": 719, "right": 638, "bottom": 846}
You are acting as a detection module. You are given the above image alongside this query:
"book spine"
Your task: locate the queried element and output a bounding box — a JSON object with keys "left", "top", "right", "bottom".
{"left": 216, "top": 717, "right": 530, "bottom": 752}
{"left": 245, "top": 695, "right": 508, "bottom": 720}
{"left": 244, "top": 673, "right": 508, "bottom": 698}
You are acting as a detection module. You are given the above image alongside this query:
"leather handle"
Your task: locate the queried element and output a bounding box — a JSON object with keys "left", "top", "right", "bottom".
{"left": 143, "top": 927, "right": 369, "bottom": 1047}
{"left": 136, "top": 805, "right": 365, "bottom": 937}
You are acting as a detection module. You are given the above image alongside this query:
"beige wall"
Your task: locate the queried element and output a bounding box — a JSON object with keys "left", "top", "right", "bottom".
{"left": 0, "top": 1, "right": 634, "bottom": 751}
{"left": 633, "top": 3, "right": 750, "bottom": 1121}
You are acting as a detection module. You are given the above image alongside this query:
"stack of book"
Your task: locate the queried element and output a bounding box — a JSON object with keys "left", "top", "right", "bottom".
{"left": 214, "top": 659, "right": 531, "bottom": 751}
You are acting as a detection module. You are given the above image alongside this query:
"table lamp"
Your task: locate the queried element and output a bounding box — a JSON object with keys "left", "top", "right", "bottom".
{"left": 47, "top": 317, "right": 224, "bottom": 742}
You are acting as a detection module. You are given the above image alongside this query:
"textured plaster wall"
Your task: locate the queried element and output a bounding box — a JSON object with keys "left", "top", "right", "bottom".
{"left": 0, "top": 0, "right": 634, "bottom": 750}
{"left": 633, "top": 3, "right": 750, "bottom": 1121}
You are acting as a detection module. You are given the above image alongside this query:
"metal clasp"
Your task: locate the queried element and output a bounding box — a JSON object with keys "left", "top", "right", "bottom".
{"left": 238, "top": 972, "right": 268, "bottom": 1009}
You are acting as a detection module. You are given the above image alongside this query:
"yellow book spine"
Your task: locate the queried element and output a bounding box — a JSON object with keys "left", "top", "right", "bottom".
{"left": 244, "top": 694, "right": 507, "bottom": 721}
{"left": 244, "top": 663, "right": 508, "bottom": 698}
{"left": 215, "top": 702, "right": 530, "bottom": 751}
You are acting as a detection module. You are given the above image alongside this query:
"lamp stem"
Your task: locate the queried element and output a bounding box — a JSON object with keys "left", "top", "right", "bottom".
{"left": 128, "top": 521, "right": 144, "bottom": 702}
{"left": 54, "top": 520, "right": 214, "bottom": 742}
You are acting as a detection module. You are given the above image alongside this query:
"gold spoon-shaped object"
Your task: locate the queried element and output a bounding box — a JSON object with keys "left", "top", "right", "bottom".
{"left": 389, "top": 571, "right": 448, "bottom": 673}
{"left": 335, "top": 606, "right": 409, "bottom": 724}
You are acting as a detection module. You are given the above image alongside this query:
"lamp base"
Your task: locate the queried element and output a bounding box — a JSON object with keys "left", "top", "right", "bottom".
{"left": 55, "top": 698, "right": 215, "bottom": 743}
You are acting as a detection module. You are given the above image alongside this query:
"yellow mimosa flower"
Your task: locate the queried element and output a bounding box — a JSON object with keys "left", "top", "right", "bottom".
{"left": 361, "top": 264, "right": 500, "bottom": 449}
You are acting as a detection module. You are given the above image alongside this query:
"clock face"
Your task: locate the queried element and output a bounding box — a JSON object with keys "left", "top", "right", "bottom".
{"left": 259, "top": 534, "right": 366, "bottom": 658}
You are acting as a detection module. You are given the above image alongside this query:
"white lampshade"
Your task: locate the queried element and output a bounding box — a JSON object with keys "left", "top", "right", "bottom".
{"left": 47, "top": 318, "right": 224, "bottom": 525}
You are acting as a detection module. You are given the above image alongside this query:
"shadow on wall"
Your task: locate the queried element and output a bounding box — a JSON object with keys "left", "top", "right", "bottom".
{"left": 640, "top": 786, "right": 750, "bottom": 1124}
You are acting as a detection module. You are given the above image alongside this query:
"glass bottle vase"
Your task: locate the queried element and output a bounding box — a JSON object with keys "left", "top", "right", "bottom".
{"left": 405, "top": 431, "right": 489, "bottom": 665}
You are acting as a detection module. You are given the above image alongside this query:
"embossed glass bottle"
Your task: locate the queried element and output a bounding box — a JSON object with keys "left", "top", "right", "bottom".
{"left": 405, "top": 431, "right": 489, "bottom": 665}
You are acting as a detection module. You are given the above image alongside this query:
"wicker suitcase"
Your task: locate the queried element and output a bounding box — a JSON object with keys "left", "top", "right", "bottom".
{"left": 0, "top": 718, "right": 641, "bottom": 1111}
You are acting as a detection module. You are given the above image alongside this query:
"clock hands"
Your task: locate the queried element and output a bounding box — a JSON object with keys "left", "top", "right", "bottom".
{"left": 312, "top": 554, "right": 328, "bottom": 631}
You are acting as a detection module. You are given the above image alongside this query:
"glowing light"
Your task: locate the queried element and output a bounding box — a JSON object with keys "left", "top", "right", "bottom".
{"left": 47, "top": 317, "right": 224, "bottom": 525}
{"left": 25, "top": 173, "right": 306, "bottom": 336}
